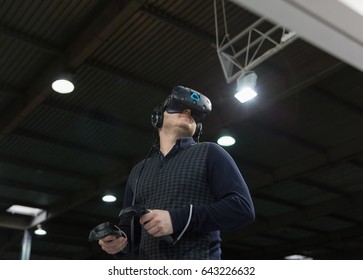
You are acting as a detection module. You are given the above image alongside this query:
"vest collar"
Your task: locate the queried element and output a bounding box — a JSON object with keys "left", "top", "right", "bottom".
{"left": 153, "top": 137, "right": 196, "bottom": 157}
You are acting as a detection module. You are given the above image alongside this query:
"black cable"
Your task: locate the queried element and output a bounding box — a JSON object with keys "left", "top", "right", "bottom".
{"left": 129, "top": 135, "right": 159, "bottom": 258}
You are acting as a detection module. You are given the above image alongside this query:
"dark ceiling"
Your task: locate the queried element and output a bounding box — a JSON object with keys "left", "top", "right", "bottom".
{"left": 1, "top": 0, "right": 363, "bottom": 260}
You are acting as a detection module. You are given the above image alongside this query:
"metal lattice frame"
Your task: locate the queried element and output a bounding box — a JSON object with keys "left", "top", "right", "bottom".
{"left": 214, "top": 0, "right": 298, "bottom": 84}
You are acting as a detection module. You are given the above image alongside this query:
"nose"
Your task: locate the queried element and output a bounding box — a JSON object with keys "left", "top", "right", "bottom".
{"left": 183, "top": 109, "right": 192, "bottom": 115}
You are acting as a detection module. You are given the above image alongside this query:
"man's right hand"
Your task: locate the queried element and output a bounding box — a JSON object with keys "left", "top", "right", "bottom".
{"left": 99, "top": 234, "right": 127, "bottom": 255}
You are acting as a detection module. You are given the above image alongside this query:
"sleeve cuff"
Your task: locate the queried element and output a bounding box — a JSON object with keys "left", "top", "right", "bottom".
{"left": 168, "top": 207, "right": 190, "bottom": 234}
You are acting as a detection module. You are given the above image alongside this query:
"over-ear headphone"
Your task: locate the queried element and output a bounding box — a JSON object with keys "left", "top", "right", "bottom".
{"left": 151, "top": 105, "right": 164, "bottom": 129}
{"left": 194, "top": 123, "right": 203, "bottom": 139}
{"left": 151, "top": 96, "right": 171, "bottom": 129}
{"left": 151, "top": 105, "right": 203, "bottom": 139}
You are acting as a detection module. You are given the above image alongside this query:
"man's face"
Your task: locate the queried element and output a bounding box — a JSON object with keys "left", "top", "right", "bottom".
{"left": 161, "top": 109, "right": 196, "bottom": 137}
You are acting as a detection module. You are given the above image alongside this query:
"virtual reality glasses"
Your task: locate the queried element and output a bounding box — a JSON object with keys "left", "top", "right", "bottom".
{"left": 164, "top": 85, "right": 212, "bottom": 123}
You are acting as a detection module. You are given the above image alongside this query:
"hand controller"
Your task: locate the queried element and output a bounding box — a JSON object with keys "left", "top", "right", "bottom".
{"left": 88, "top": 222, "right": 121, "bottom": 242}
{"left": 118, "top": 204, "right": 148, "bottom": 220}
{"left": 119, "top": 205, "right": 174, "bottom": 245}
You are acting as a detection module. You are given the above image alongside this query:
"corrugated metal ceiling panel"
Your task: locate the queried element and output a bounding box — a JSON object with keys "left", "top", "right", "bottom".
{"left": 18, "top": 103, "right": 152, "bottom": 158}
{"left": 0, "top": 184, "right": 59, "bottom": 206}
{"left": 0, "top": 161, "right": 88, "bottom": 193}
{"left": 300, "top": 216, "right": 356, "bottom": 232}
{"left": 230, "top": 122, "right": 318, "bottom": 168}
{"left": 47, "top": 64, "right": 166, "bottom": 127}
{"left": 306, "top": 162, "right": 363, "bottom": 193}
{"left": 0, "top": 135, "right": 122, "bottom": 176}
{"left": 252, "top": 198, "right": 297, "bottom": 217}
{"left": 268, "top": 226, "right": 316, "bottom": 240}
{"left": 258, "top": 181, "right": 340, "bottom": 206}
{"left": 0, "top": 0, "right": 100, "bottom": 47}
{"left": 0, "top": 35, "right": 52, "bottom": 89}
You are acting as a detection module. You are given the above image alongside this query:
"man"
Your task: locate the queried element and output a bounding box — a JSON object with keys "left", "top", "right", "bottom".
{"left": 99, "top": 86, "right": 255, "bottom": 259}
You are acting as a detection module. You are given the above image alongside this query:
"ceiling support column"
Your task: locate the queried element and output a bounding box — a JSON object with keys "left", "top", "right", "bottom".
{"left": 20, "top": 229, "right": 32, "bottom": 260}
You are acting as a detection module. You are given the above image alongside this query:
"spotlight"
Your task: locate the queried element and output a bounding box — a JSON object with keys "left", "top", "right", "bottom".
{"left": 34, "top": 224, "right": 47, "bottom": 236}
{"left": 52, "top": 74, "right": 74, "bottom": 94}
{"left": 234, "top": 72, "right": 257, "bottom": 103}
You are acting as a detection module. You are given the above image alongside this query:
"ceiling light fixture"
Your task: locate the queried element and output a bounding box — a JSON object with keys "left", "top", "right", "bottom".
{"left": 102, "top": 194, "right": 117, "bottom": 203}
{"left": 34, "top": 224, "right": 47, "bottom": 236}
{"left": 217, "top": 128, "right": 236, "bottom": 147}
{"left": 284, "top": 254, "right": 313, "bottom": 260}
{"left": 234, "top": 72, "right": 258, "bottom": 103}
{"left": 217, "top": 135, "right": 236, "bottom": 147}
{"left": 52, "top": 73, "right": 74, "bottom": 94}
{"left": 6, "top": 205, "right": 45, "bottom": 217}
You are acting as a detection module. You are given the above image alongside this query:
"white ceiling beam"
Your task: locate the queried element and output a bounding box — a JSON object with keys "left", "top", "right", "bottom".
{"left": 231, "top": 0, "right": 363, "bottom": 72}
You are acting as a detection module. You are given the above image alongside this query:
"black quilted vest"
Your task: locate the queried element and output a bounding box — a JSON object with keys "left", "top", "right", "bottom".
{"left": 129, "top": 141, "right": 215, "bottom": 259}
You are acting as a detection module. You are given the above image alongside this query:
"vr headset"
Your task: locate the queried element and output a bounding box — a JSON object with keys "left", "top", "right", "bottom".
{"left": 163, "top": 85, "right": 212, "bottom": 123}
